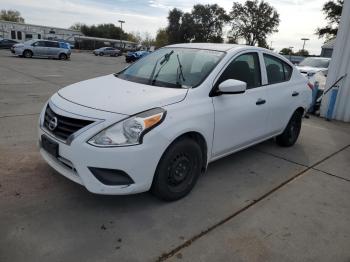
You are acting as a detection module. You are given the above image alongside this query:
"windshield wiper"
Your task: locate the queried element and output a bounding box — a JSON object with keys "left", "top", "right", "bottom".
{"left": 176, "top": 54, "right": 186, "bottom": 87}
{"left": 149, "top": 50, "right": 174, "bottom": 85}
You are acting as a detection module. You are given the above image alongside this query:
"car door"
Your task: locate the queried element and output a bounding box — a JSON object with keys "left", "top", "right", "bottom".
{"left": 32, "top": 41, "right": 48, "bottom": 56}
{"left": 45, "top": 41, "right": 60, "bottom": 57}
{"left": 211, "top": 52, "right": 270, "bottom": 158}
{"left": 106, "top": 48, "right": 113, "bottom": 55}
{"left": 262, "top": 53, "right": 297, "bottom": 134}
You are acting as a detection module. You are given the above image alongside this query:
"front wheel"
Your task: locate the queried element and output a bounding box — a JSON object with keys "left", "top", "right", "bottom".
{"left": 59, "top": 53, "right": 68, "bottom": 60}
{"left": 276, "top": 110, "right": 303, "bottom": 147}
{"left": 23, "top": 50, "right": 33, "bottom": 58}
{"left": 99, "top": 52, "right": 104, "bottom": 56}
{"left": 151, "top": 138, "right": 203, "bottom": 201}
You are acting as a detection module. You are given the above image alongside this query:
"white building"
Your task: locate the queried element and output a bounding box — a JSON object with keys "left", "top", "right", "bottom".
{"left": 0, "top": 20, "right": 83, "bottom": 43}
{"left": 320, "top": 0, "right": 350, "bottom": 122}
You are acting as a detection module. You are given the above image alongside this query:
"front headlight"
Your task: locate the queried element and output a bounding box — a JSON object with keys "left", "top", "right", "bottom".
{"left": 88, "top": 108, "right": 166, "bottom": 147}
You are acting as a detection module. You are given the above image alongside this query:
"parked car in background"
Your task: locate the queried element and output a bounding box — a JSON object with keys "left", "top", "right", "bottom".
{"left": 93, "top": 47, "right": 121, "bottom": 56}
{"left": 59, "top": 42, "right": 71, "bottom": 50}
{"left": 0, "top": 38, "right": 18, "bottom": 49}
{"left": 12, "top": 40, "right": 71, "bottom": 60}
{"left": 296, "top": 57, "right": 331, "bottom": 78}
{"left": 125, "top": 50, "right": 150, "bottom": 63}
{"left": 38, "top": 43, "right": 311, "bottom": 201}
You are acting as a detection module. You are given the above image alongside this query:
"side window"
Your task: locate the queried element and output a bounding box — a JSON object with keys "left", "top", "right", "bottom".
{"left": 32, "top": 41, "right": 38, "bottom": 46}
{"left": 283, "top": 62, "right": 293, "bottom": 81}
{"left": 45, "top": 41, "right": 59, "bottom": 48}
{"left": 264, "top": 54, "right": 293, "bottom": 84}
{"left": 39, "top": 41, "right": 47, "bottom": 47}
{"left": 218, "top": 52, "right": 261, "bottom": 89}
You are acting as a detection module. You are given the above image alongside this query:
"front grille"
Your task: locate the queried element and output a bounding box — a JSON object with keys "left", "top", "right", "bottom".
{"left": 44, "top": 104, "right": 94, "bottom": 141}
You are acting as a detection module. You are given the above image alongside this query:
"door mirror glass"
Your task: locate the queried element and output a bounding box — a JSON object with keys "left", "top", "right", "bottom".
{"left": 218, "top": 79, "right": 247, "bottom": 94}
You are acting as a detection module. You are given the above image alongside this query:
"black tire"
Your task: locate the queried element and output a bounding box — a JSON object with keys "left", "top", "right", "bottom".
{"left": 99, "top": 52, "right": 104, "bottom": 56}
{"left": 276, "top": 110, "right": 303, "bottom": 147}
{"left": 151, "top": 138, "right": 203, "bottom": 201}
{"left": 23, "top": 50, "right": 32, "bottom": 58}
{"left": 59, "top": 53, "right": 68, "bottom": 60}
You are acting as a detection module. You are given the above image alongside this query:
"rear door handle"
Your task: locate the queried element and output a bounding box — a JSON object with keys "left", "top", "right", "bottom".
{"left": 292, "top": 91, "right": 299, "bottom": 97}
{"left": 256, "top": 98, "right": 266, "bottom": 105}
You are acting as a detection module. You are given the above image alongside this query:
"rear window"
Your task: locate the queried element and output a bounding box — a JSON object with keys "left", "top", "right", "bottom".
{"left": 264, "top": 54, "right": 293, "bottom": 84}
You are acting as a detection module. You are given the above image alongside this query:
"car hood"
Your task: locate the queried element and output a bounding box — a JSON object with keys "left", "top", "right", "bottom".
{"left": 296, "top": 66, "right": 327, "bottom": 73}
{"left": 58, "top": 74, "right": 188, "bottom": 115}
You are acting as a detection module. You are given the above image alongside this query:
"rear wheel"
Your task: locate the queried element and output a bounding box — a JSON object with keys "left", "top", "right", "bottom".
{"left": 151, "top": 138, "right": 203, "bottom": 201}
{"left": 23, "top": 50, "right": 32, "bottom": 58}
{"left": 59, "top": 53, "right": 68, "bottom": 60}
{"left": 276, "top": 110, "right": 303, "bottom": 147}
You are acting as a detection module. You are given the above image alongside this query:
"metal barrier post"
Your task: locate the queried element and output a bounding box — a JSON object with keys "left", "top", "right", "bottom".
{"left": 326, "top": 86, "right": 339, "bottom": 121}
{"left": 309, "top": 81, "right": 319, "bottom": 113}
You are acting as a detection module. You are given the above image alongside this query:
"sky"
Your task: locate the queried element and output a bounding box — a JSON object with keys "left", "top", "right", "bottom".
{"left": 0, "top": 0, "right": 329, "bottom": 54}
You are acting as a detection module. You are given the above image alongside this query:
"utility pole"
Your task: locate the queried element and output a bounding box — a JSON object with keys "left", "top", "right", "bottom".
{"left": 301, "top": 38, "right": 310, "bottom": 53}
{"left": 118, "top": 20, "right": 125, "bottom": 50}
{"left": 289, "top": 46, "right": 294, "bottom": 61}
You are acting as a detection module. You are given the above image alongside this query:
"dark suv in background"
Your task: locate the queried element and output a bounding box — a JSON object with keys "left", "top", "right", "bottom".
{"left": 0, "top": 39, "right": 18, "bottom": 49}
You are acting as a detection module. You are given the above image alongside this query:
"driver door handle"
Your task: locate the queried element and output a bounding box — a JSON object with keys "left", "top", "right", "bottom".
{"left": 256, "top": 98, "right": 266, "bottom": 105}
{"left": 292, "top": 91, "right": 299, "bottom": 97}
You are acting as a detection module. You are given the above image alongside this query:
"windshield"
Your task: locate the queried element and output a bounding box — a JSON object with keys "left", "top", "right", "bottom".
{"left": 299, "top": 58, "right": 330, "bottom": 68}
{"left": 117, "top": 48, "right": 225, "bottom": 88}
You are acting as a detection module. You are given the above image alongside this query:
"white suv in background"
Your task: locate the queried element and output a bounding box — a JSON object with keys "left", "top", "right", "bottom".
{"left": 12, "top": 39, "right": 71, "bottom": 60}
{"left": 39, "top": 43, "right": 311, "bottom": 201}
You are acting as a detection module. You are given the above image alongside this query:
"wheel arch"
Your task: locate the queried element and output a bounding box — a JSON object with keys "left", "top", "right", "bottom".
{"left": 59, "top": 52, "right": 68, "bottom": 59}
{"left": 165, "top": 131, "right": 208, "bottom": 172}
{"left": 295, "top": 106, "right": 305, "bottom": 115}
{"left": 23, "top": 49, "right": 33, "bottom": 55}
{"left": 285, "top": 106, "right": 305, "bottom": 126}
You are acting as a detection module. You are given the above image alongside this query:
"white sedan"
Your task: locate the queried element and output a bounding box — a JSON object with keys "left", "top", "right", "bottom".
{"left": 39, "top": 43, "right": 311, "bottom": 201}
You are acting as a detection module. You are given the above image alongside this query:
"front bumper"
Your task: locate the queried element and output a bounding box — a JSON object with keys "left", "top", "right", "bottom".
{"left": 13, "top": 48, "right": 24, "bottom": 56}
{"left": 38, "top": 98, "right": 170, "bottom": 195}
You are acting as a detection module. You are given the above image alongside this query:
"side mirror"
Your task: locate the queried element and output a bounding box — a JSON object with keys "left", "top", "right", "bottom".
{"left": 217, "top": 79, "right": 247, "bottom": 95}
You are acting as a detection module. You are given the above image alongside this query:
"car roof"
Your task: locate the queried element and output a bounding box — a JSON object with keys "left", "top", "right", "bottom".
{"left": 165, "top": 43, "right": 267, "bottom": 52}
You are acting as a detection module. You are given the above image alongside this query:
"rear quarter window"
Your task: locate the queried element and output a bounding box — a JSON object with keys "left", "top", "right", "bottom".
{"left": 264, "top": 54, "right": 293, "bottom": 84}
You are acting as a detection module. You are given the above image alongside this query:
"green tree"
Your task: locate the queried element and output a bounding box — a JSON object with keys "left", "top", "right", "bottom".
{"left": 316, "top": 0, "right": 343, "bottom": 39}
{"left": 141, "top": 32, "right": 154, "bottom": 48}
{"left": 190, "top": 4, "right": 230, "bottom": 43}
{"left": 127, "top": 31, "right": 142, "bottom": 44}
{"left": 166, "top": 8, "right": 183, "bottom": 44}
{"left": 166, "top": 4, "right": 229, "bottom": 44}
{"left": 180, "top": 13, "right": 195, "bottom": 42}
{"left": 70, "top": 23, "right": 128, "bottom": 40}
{"left": 230, "top": 0, "right": 280, "bottom": 46}
{"left": 280, "top": 48, "right": 294, "bottom": 55}
{"left": 295, "top": 49, "right": 309, "bottom": 56}
{"left": 0, "top": 9, "right": 25, "bottom": 23}
{"left": 69, "top": 23, "right": 84, "bottom": 31}
{"left": 154, "top": 29, "right": 168, "bottom": 48}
